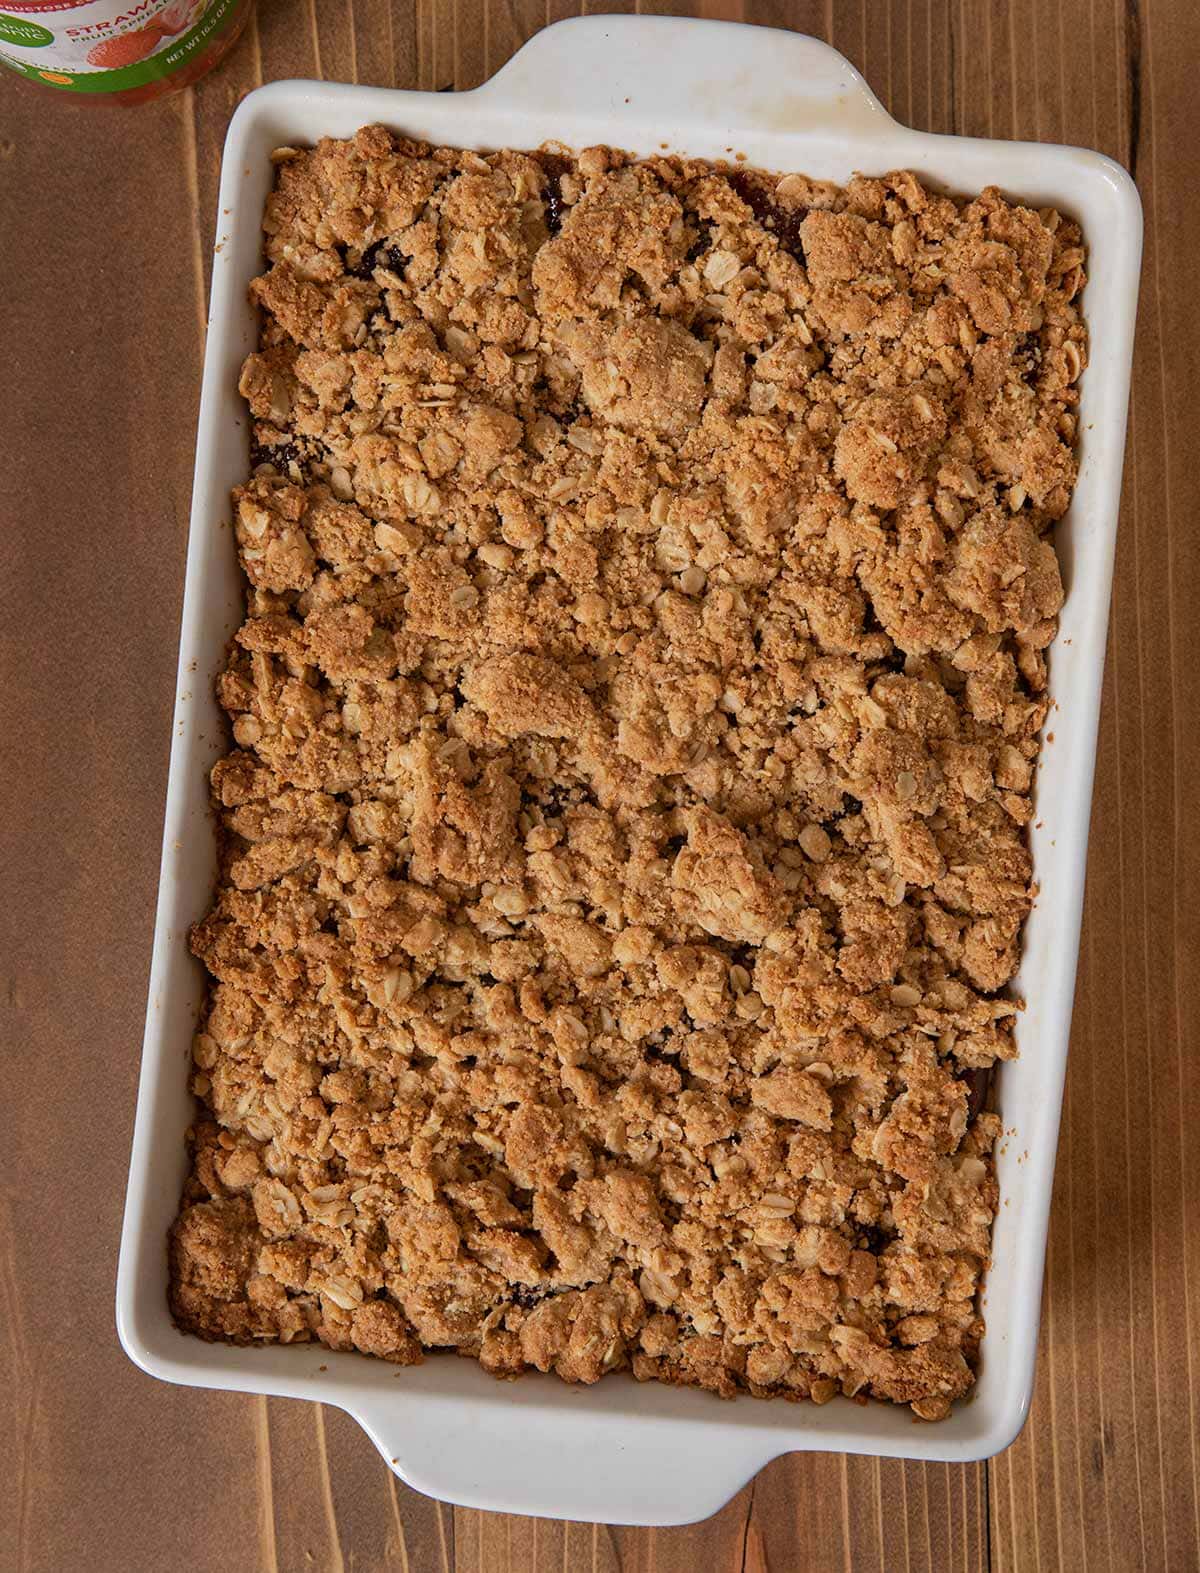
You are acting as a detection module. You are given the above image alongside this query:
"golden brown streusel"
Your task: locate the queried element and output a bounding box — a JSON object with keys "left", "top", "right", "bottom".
{"left": 169, "top": 126, "right": 1087, "bottom": 1416}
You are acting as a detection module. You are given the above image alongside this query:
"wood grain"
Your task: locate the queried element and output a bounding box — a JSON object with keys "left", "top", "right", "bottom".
{"left": 1, "top": 2, "right": 1197, "bottom": 1569}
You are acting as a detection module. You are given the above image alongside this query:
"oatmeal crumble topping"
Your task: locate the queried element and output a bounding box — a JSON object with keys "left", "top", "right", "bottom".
{"left": 169, "top": 126, "right": 1086, "bottom": 1418}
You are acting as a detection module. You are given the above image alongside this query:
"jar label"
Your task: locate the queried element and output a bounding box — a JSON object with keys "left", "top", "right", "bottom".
{"left": 0, "top": 0, "right": 245, "bottom": 90}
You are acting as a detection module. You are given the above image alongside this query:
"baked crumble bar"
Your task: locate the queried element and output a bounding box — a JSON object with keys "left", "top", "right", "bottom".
{"left": 169, "top": 126, "right": 1087, "bottom": 1419}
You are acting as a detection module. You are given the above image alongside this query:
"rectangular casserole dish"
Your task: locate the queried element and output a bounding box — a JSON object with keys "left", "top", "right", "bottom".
{"left": 116, "top": 14, "right": 1141, "bottom": 1526}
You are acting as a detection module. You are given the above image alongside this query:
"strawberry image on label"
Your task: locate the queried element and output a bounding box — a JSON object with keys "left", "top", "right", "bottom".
{"left": 85, "top": 23, "right": 161, "bottom": 67}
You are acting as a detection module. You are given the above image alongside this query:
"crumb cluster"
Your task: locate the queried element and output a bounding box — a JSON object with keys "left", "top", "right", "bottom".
{"left": 170, "top": 125, "right": 1086, "bottom": 1419}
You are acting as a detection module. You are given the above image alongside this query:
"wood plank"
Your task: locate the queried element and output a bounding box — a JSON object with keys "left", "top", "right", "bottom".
{"left": 0, "top": 76, "right": 260, "bottom": 1573}
{"left": 985, "top": 0, "right": 1200, "bottom": 1566}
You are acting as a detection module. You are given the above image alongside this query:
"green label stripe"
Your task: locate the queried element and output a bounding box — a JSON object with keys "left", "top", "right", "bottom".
{"left": 0, "top": 0, "right": 244, "bottom": 88}
{"left": 0, "top": 13, "right": 54, "bottom": 46}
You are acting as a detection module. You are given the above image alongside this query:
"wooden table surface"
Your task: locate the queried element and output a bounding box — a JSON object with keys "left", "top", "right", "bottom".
{"left": 3, "top": 2, "right": 1197, "bottom": 1569}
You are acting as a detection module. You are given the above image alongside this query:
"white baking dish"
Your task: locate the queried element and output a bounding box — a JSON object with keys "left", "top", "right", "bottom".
{"left": 116, "top": 14, "right": 1141, "bottom": 1526}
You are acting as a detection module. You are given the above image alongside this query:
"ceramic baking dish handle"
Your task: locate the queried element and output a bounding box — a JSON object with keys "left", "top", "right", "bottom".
{"left": 471, "top": 13, "right": 892, "bottom": 138}
{"left": 352, "top": 1394, "right": 773, "bottom": 1525}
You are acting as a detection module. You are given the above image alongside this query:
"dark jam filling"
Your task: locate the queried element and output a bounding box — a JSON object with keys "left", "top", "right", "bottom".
{"left": 348, "top": 239, "right": 408, "bottom": 280}
{"left": 726, "top": 169, "right": 807, "bottom": 263}
{"left": 250, "top": 435, "right": 308, "bottom": 476}
{"left": 962, "top": 1065, "right": 993, "bottom": 1123}
{"left": 535, "top": 152, "right": 573, "bottom": 235}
